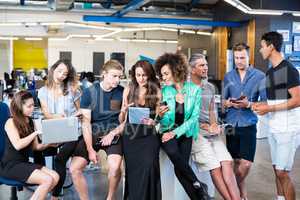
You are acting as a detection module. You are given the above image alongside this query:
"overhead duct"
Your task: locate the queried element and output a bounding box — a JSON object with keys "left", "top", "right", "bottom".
{"left": 48, "top": 0, "right": 74, "bottom": 10}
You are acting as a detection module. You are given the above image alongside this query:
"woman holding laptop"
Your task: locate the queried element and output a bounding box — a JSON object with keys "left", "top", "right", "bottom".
{"left": 119, "top": 60, "right": 162, "bottom": 200}
{"left": 0, "top": 91, "right": 59, "bottom": 200}
{"left": 38, "top": 59, "right": 81, "bottom": 200}
{"left": 155, "top": 52, "right": 209, "bottom": 200}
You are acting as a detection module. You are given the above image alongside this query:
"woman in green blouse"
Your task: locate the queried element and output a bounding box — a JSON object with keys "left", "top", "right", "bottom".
{"left": 155, "top": 52, "right": 209, "bottom": 200}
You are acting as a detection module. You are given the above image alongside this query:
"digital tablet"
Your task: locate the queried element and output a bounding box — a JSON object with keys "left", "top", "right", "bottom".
{"left": 128, "top": 107, "right": 150, "bottom": 124}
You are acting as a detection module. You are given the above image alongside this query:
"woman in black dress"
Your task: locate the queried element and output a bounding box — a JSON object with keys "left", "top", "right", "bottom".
{"left": 119, "top": 60, "right": 161, "bottom": 200}
{"left": 0, "top": 91, "right": 59, "bottom": 200}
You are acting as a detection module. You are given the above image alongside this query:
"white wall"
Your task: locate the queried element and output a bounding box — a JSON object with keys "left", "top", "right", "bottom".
{"left": 48, "top": 37, "right": 177, "bottom": 75}
{"left": 0, "top": 41, "right": 10, "bottom": 79}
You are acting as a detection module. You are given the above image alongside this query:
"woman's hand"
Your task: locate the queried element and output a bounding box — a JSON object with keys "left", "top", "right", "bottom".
{"left": 47, "top": 143, "right": 60, "bottom": 148}
{"left": 162, "top": 132, "right": 175, "bottom": 143}
{"left": 175, "top": 93, "right": 184, "bottom": 104}
{"left": 141, "top": 118, "right": 156, "bottom": 126}
{"left": 158, "top": 105, "right": 169, "bottom": 118}
{"left": 73, "top": 110, "right": 83, "bottom": 119}
{"left": 121, "top": 102, "right": 134, "bottom": 114}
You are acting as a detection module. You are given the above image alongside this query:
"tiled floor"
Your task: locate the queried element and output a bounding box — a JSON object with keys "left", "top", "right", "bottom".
{"left": 0, "top": 138, "right": 299, "bottom": 200}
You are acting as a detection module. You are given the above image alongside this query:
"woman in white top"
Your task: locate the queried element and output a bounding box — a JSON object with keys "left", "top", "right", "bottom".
{"left": 38, "top": 59, "right": 81, "bottom": 200}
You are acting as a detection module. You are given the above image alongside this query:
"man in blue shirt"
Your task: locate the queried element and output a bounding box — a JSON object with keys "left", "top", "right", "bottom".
{"left": 222, "top": 43, "right": 266, "bottom": 200}
{"left": 69, "top": 60, "right": 124, "bottom": 200}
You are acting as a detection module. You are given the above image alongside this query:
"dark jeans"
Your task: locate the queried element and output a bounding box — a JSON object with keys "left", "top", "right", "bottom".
{"left": 161, "top": 136, "right": 203, "bottom": 200}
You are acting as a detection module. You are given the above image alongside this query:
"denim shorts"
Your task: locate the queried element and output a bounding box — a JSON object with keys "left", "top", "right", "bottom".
{"left": 268, "top": 132, "right": 298, "bottom": 171}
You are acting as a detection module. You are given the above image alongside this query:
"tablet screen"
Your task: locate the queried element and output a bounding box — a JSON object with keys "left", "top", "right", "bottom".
{"left": 128, "top": 107, "right": 150, "bottom": 124}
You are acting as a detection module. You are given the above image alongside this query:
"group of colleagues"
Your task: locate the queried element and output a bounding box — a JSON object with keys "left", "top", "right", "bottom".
{"left": 0, "top": 31, "right": 299, "bottom": 200}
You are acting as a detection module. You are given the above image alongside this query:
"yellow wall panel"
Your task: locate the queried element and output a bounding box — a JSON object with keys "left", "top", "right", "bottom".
{"left": 13, "top": 40, "right": 48, "bottom": 72}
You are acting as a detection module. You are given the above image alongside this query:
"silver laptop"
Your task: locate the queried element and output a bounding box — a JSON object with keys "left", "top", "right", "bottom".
{"left": 35, "top": 117, "right": 80, "bottom": 144}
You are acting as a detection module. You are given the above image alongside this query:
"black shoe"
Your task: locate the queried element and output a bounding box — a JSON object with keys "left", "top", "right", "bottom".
{"left": 193, "top": 181, "right": 210, "bottom": 200}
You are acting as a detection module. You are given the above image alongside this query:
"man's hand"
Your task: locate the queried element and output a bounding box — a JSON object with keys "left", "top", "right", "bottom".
{"left": 208, "top": 124, "right": 221, "bottom": 135}
{"left": 234, "top": 96, "right": 250, "bottom": 109}
{"left": 252, "top": 102, "right": 270, "bottom": 115}
{"left": 100, "top": 133, "right": 114, "bottom": 146}
{"left": 88, "top": 148, "right": 98, "bottom": 164}
{"left": 162, "top": 132, "right": 175, "bottom": 143}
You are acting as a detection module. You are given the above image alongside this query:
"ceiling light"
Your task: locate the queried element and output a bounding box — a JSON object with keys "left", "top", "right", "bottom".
{"left": 148, "top": 40, "right": 165, "bottom": 43}
{"left": 196, "top": 31, "right": 212, "bottom": 36}
{"left": 0, "top": 37, "right": 19, "bottom": 40}
{"left": 247, "top": 9, "right": 283, "bottom": 15}
{"left": 24, "top": 37, "right": 43, "bottom": 41}
{"left": 25, "top": 22, "right": 39, "bottom": 26}
{"left": 224, "top": 0, "right": 238, "bottom": 7}
{"left": 180, "top": 30, "right": 196, "bottom": 34}
{"left": 236, "top": 5, "right": 249, "bottom": 13}
{"left": 166, "top": 40, "right": 178, "bottom": 44}
{"left": 132, "top": 39, "right": 148, "bottom": 43}
{"left": 161, "top": 28, "right": 178, "bottom": 32}
{"left": 0, "top": 22, "right": 23, "bottom": 26}
{"left": 40, "top": 22, "right": 65, "bottom": 26}
{"left": 292, "top": 12, "right": 300, "bottom": 17}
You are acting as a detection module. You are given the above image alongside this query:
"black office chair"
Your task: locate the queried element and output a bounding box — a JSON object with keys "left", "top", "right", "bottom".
{"left": 0, "top": 102, "right": 30, "bottom": 200}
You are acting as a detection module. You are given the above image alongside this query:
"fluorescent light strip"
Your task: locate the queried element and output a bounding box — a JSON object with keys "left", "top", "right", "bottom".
{"left": 40, "top": 22, "right": 65, "bottom": 26}
{"left": 166, "top": 40, "right": 178, "bottom": 44}
{"left": 161, "top": 28, "right": 178, "bottom": 32}
{"left": 148, "top": 40, "right": 165, "bottom": 43}
{"left": 24, "top": 37, "right": 43, "bottom": 41}
{"left": 293, "top": 13, "right": 300, "bottom": 17}
{"left": 0, "top": 37, "right": 19, "bottom": 40}
{"left": 180, "top": 30, "right": 196, "bottom": 34}
{"left": 223, "top": 0, "right": 284, "bottom": 16}
{"left": 25, "top": 22, "right": 39, "bottom": 26}
{"left": 0, "top": 22, "right": 23, "bottom": 26}
{"left": 247, "top": 9, "right": 283, "bottom": 15}
{"left": 132, "top": 39, "right": 148, "bottom": 43}
{"left": 196, "top": 31, "right": 212, "bottom": 36}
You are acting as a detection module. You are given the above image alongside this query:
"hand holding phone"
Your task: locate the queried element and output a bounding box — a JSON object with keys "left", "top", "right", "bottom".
{"left": 159, "top": 101, "right": 169, "bottom": 118}
{"left": 230, "top": 95, "right": 246, "bottom": 103}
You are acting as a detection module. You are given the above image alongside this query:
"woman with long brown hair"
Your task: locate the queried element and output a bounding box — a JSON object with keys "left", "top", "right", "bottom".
{"left": 120, "top": 60, "right": 162, "bottom": 200}
{"left": 0, "top": 91, "right": 59, "bottom": 200}
{"left": 38, "top": 59, "right": 81, "bottom": 200}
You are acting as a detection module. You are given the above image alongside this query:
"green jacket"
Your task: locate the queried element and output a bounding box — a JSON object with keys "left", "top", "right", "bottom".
{"left": 159, "top": 81, "right": 202, "bottom": 140}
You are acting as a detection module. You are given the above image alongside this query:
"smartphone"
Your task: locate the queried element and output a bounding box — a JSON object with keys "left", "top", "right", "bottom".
{"left": 230, "top": 95, "right": 246, "bottom": 103}
{"left": 96, "top": 135, "right": 120, "bottom": 146}
{"left": 160, "top": 101, "right": 167, "bottom": 106}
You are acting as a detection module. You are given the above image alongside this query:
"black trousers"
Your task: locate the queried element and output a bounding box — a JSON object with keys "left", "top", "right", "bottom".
{"left": 52, "top": 141, "right": 78, "bottom": 197}
{"left": 161, "top": 136, "right": 202, "bottom": 200}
